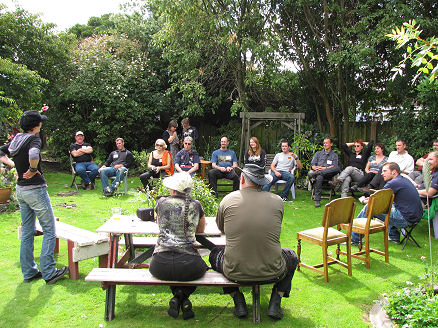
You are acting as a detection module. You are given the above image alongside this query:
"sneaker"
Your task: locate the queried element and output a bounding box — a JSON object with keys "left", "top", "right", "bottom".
{"left": 350, "top": 185, "right": 359, "bottom": 192}
{"left": 181, "top": 298, "right": 195, "bottom": 320}
{"left": 330, "top": 178, "right": 341, "bottom": 187}
{"left": 85, "top": 183, "right": 92, "bottom": 190}
{"left": 45, "top": 266, "right": 69, "bottom": 285}
{"left": 267, "top": 290, "right": 283, "bottom": 320}
{"left": 167, "top": 297, "right": 180, "bottom": 318}
{"left": 282, "top": 197, "right": 291, "bottom": 202}
{"left": 113, "top": 182, "right": 120, "bottom": 190}
{"left": 23, "top": 271, "right": 42, "bottom": 283}
{"left": 389, "top": 238, "right": 400, "bottom": 245}
{"left": 314, "top": 200, "right": 321, "bottom": 208}
{"left": 104, "top": 187, "right": 113, "bottom": 197}
{"left": 232, "top": 291, "right": 248, "bottom": 318}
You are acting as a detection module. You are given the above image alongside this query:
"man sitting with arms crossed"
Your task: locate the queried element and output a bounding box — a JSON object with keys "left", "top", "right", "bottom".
{"left": 98, "top": 138, "right": 133, "bottom": 196}
{"left": 69, "top": 131, "right": 99, "bottom": 190}
{"left": 208, "top": 164, "right": 298, "bottom": 320}
{"left": 352, "top": 162, "right": 423, "bottom": 245}
{"left": 262, "top": 139, "right": 302, "bottom": 202}
{"left": 174, "top": 137, "right": 200, "bottom": 176}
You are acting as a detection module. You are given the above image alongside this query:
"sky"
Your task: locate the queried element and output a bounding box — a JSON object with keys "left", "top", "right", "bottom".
{"left": 2, "top": 0, "right": 126, "bottom": 31}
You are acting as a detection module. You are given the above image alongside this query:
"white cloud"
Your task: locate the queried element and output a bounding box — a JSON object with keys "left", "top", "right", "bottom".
{"left": 2, "top": 0, "right": 125, "bottom": 31}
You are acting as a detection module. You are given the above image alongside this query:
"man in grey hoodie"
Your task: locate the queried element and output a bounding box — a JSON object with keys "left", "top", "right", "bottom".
{"left": 0, "top": 111, "right": 68, "bottom": 284}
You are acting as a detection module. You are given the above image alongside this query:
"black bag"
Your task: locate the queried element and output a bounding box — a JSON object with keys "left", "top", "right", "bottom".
{"left": 137, "top": 207, "right": 154, "bottom": 221}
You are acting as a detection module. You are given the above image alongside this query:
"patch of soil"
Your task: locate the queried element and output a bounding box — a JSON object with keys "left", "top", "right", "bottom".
{"left": 56, "top": 191, "right": 79, "bottom": 197}
{"left": 56, "top": 202, "right": 77, "bottom": 208}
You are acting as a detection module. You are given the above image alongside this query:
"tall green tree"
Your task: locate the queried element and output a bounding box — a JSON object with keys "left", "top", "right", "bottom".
{"left": 272, "top": 0, "right": 433, "bottom": 141}
{"left": 147, "top": 0, "right": 282, "bottom": 115}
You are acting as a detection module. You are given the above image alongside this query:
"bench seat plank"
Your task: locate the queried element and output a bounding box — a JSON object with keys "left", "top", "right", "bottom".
{"left": 120, "top": 236, "right": 226, "bottom": 248}
{"left": 86, "top": 268, "right": 240, "bottom": 286}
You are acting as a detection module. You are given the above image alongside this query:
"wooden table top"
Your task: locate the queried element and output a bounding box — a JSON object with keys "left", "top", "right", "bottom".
{"left": 96, "top": 216, "right": 221, "bottom": 236}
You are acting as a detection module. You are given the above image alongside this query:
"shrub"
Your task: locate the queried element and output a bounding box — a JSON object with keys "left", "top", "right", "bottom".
{"left": 140, "top": 175, "right": 218, "bottom": 216}
{"left": 384, "top": 283, "right": 438, "bottom": 327}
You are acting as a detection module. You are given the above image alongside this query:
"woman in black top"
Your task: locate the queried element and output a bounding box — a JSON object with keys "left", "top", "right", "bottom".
{"left": 243, "top": 137, "right": 266, "bottom": 168}
{"left": 331, "top": 139, "right": 373, "bottom": 197}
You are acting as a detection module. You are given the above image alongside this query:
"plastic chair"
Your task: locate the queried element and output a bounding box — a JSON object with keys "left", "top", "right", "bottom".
{"left": 296, "top": 197, "right": 355, "bottom": 282}
{"left": 339, "top": 189, "right": 394, "bottom": 269}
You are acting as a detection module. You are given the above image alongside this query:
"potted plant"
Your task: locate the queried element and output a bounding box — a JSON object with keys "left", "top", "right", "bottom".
{"left": 0, "top": 165, "right": 16, "bottom": 203}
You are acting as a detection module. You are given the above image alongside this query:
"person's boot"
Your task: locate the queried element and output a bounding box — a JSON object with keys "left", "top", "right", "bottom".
{"left": 267, "top": 289, "right": 283, "bottom": 320}
{"left": 167, "top": 297, "right": 180, "bottom": 318}
{"left": 232, "top": 291, "right": 248, "bottom": 318}
{"left": 181, "top": 298, "right": 195, "bottom": 320}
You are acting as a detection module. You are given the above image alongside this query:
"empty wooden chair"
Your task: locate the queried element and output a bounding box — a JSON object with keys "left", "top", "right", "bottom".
{"left": 297, "top": 197, "right": 355, "bottom": 282}
{"left": 338, "top": 189, "right": 394, "bottom": 269}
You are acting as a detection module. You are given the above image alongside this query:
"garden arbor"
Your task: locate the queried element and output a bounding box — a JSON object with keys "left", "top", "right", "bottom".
{"left": 239, "top": 112, "right": 305, "bottom": 163}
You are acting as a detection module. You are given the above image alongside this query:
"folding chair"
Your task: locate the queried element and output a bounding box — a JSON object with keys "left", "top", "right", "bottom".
{"left": 70, "top": 155, "right": 91, "bottom": 190}
{"left": 109, "top": 169, "right": 129, "bottom": 195}
{"left": 297, "top": 197, "right": 355, "bottom": 282}
{"left": 400, "top": 222, "right": 420, "bottom": 250}
{"left": 338, "top": 189, "right": 394, "bottom": 269}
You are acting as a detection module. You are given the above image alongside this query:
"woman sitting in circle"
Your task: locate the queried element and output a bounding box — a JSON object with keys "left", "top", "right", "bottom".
{"left": 244, "top": 136, "right": 266, "bottom": 168}
{"left": 351, "top": 142, "right": 387, "bottom": 192}
{"left": 149, "top": 172, "right": 207, "bottom": 320}
{"left": 139, "top": 139, "right": 174, "bottom": 189}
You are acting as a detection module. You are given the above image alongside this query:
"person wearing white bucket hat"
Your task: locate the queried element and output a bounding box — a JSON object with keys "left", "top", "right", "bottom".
{"left": 149, "top": 172, "right": 207, "bottom": 320}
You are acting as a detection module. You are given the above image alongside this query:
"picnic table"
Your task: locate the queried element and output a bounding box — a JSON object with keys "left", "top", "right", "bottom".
{"left": 96, "top": 215, "right": 222, "bottom": 268}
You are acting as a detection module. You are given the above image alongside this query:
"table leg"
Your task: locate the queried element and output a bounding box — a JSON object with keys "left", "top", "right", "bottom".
{"left": 124, "top": 233, "right": 135, "bottom": 261}
{"left": 108, "top": 234, "right": 120, "bottom": 268}
{"left": 105, "top": 285, "right": 116, "bottom": 321}
{"left": 252, "top": 285, "right": 261, "bottom": 323}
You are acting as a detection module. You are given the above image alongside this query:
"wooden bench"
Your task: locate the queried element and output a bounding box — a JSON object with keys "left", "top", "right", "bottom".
{"left": 120, "top": 236, "right": 226, "bottom": 248}
{"left": 18, "top": 220, "right": 109, "bottom": 280}
{"left": 85, "top": 268, "right": 264, "bottom": 323}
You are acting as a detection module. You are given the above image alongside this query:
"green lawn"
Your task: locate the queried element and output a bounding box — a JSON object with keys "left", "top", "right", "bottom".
{"left": 0, "top": 172, "right": 436, "bottom": 327}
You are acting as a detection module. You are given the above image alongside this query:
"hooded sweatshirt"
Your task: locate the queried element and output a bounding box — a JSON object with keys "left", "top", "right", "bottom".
{"left": 0, "top": 133, "right": 46, "bottom": 188}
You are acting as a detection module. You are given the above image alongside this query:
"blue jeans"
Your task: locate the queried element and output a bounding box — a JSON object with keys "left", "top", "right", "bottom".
{"left": 74, "top": 161, "right": 99, "bottom": 185}
{"left": 352, "top": 204, "right": 409, "bottom": 243}
{"left": 17, "top": 187, "right": 57, "bottom": 281}
{"left": 262, "top": 170, "right": 295, "bottom": 198}
{"left": 100, "top": 167, "right": 128, "bottom": 192}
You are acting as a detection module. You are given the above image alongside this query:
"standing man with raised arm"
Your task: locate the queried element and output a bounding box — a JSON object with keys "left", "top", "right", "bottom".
{"left": 0, "top": 111, "right": 68, "bottom": 284}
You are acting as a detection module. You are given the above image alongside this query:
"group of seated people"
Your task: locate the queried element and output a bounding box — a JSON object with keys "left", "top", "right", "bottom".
{"left": 68, "top": 125, "right": 438, "bottom": 320}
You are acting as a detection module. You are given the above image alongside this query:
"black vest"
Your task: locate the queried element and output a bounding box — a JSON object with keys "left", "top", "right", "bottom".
{"left": 13, "top": 135, "right": 46, "bottom": 186}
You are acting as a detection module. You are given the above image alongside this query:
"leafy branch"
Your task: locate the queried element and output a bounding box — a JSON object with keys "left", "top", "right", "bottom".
{"left": 386, "top": 19, "right": 438, "bottom": 83}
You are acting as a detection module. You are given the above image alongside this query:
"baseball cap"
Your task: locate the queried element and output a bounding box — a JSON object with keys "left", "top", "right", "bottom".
{"left": 19, "top": 110, "right": 48, "bottom": 131}
{"left": 76, "top": 131, "right": 84, "bottom": 136}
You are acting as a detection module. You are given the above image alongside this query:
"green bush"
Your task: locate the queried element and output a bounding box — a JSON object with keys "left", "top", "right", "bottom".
{"left": 141, "top": 175, "right": 218, "bottom": 217}
{"left": 384, "top": 283, "right": 438, "bottom": 327}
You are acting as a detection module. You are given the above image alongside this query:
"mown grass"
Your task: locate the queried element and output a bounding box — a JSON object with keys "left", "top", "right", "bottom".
{"left": 0, "top": 172, "right": 436, "bottom": 327}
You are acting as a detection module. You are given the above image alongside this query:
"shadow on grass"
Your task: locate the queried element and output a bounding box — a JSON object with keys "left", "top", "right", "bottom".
{"left": 0, "top": 282, "right": 54, "bottom": 326}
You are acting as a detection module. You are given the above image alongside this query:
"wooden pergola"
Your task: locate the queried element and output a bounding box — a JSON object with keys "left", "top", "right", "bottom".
{"left": 239, "top": 112, "right": 305, "bottom": 163}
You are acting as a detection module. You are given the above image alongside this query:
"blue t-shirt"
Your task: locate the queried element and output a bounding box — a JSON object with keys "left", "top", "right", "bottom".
{"left": 211, "top": 149, "right": 237, "bottom": 168}
{"left": 175, "top": 149, "right": 200, "bottom": 171}
{"left": 419, "top": 171, "right": 438, "bottom": 191}
{"left": 384, "top": 175, "right": 423, "bottom": 223}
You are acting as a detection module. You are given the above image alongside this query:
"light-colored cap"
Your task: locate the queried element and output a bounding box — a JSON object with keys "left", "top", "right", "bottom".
{"left": 76, "top": 131, "right": 84, "bottom": 136}
{"left": 163, "top": 172, "right": 194, "bottom": 193}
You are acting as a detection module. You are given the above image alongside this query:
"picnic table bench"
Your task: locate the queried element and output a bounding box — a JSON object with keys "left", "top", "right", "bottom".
{"left": 85, "top": 268, "right": 264, "bottom": 323}
{"left": 18, "top": 219, "right": 109, "bottom": 280}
